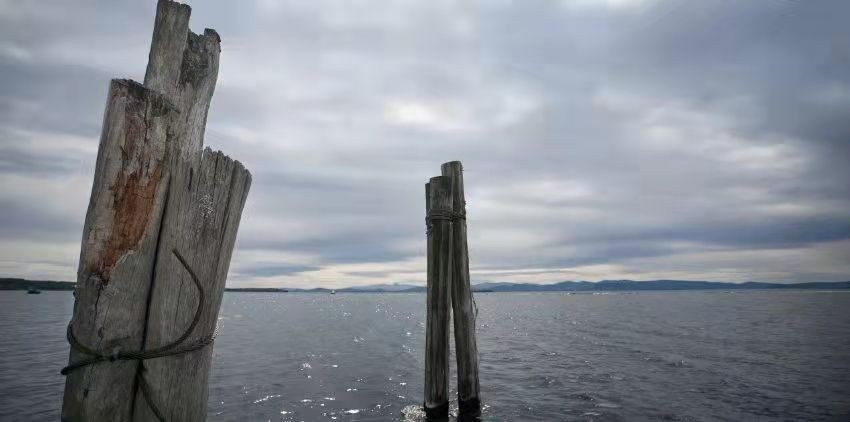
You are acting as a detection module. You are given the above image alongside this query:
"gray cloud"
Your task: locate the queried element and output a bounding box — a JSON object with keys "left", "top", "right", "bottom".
{"left": 1, "top": 0, "right": 848, "bottom": 287}
{"left": 233, "top": 264, "right": 321, "bottom": 278}
{"left": 0, "top": 199, "right": 81, "bottom": 240}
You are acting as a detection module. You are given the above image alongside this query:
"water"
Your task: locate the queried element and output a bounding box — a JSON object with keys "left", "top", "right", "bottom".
{"left": 1, "top": 291, "right": 849, "bottom": 421}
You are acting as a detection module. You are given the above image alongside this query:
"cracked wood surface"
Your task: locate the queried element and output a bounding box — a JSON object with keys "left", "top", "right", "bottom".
{"left": 144, "top": 0, "right": 190, "bottom": 101}
{"left": 62, "top": 79, "right": 176, "bottom": 422}
{"left": 144, "top": 0, "right": 220, "bottom": 161}
{"left": 62, "top": 1, "right": 244, "bottom": 420}
{"left": 133, "top": 149, "right": 250, "bottom": 421}
{"left": 133, "top": 2, "right": 234, "bottom": 418}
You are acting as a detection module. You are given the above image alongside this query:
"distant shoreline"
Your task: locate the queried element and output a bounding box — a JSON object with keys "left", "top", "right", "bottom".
{"left": 3, "top": 278, "right": 848, "bottom": 293}
{"left": 224, "top": 288, "right": 289, "bottom": 293}
{"left": 0, "top": 279, "right": 75, "bottom": 291}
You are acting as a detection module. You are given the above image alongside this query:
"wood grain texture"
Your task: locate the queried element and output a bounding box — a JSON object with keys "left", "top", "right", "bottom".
{"left": 424, "top": 176, "right": 453, "bottom": 417}
{"left": 134, "top": 1, "right": 233, "bottom": 419}
{"left": 144, "top": 0, "right": 191, "bottom": 100}
{"left": 62, "top": 79, "right": 177, "bottom": 422}
{"left": 64, "top": 1, "right": 244, "bottom": 420}
{"left": 144, "top": 0, "right": 220, "bottom": 160}
{"left": 441, "top": 161, "right": 481, "bottom": 415}
{"left": 172, "top": 28, "right": 220, "bottom": 159}
{"left": 133, "top": 149, "right": 251, "bottom": 421}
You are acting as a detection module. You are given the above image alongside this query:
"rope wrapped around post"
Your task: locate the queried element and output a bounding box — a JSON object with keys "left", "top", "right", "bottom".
{"left": 424, "top": 161, "right": 482, "bottom": 418}
{"left": 61, "top": 249, "right": 217, "bottom": 421}
{"left": 425, "top": 208, "right": 466, "bottom": 235}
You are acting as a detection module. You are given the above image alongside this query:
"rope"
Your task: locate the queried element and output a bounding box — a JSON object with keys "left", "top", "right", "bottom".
{"left": 426, "top": 202, "right": 477, "bottom": 320}
{"left": 61, "top": 249, "right": 217, "bottom": 421}
{"left": 425, "top": 208, "right": 465, "bottom": 235}
{"left": 426, "top": 204, "right": 477, "bottom": 318}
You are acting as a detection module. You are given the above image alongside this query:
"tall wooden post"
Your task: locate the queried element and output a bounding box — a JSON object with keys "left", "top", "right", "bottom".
{"left": 144, "top": 0, "right": 191, "bottom": 100}
{"left": 423, "top": 162, "right": 482, "bottom": 419}
{"left": 133, "top": 3, "right": 239, "bottom": 419}
{"left": 62, "top": 1, "right": 250, "bottom": 421}
{"left": 424, "top": 177, "right": 453, "bottom": 419}
{"left": 144, "top": 0, "right": 220, "bottom": 160}
{"left": 133, "top": 150, "right": 250, "bottom": 421}
{"left": 441, "top": 161, "right": 481, "bottom": 417}
{"left": 62, "top": 79, "right": 176, "bottom": 422}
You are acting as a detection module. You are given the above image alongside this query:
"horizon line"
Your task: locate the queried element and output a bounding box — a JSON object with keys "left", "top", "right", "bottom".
{"left": 4, "top": 277, "right": 849, "bottom": 290}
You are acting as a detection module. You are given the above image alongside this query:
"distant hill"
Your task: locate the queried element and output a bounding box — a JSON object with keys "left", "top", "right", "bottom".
{"left": 3, "top": 277, "right": 848, "bottom": 293}
{"left": 0, "top": 278, "right": 74, "bottom": 291}
{"left": 474, "top": 279, "right": 850, "bottom": 292}
{"left": 271, "top": 280, "right": 850, "bottom": 292}
{"left": 340, "top": 283, "right": 422, "bottom": 292}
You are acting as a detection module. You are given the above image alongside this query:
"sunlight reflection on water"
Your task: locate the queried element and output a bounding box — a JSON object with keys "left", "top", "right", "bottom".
{"left": 1, "top": 291, "right": 849, "bottom": 420}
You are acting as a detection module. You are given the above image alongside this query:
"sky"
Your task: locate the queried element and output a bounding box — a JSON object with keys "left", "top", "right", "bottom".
{"left": 1, "top": 0, "right": 849, "bottom": 288}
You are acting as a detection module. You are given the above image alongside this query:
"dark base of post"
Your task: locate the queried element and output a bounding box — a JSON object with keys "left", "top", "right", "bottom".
{"left": 424, "top": 401, "right": 449, "bottom": 420}
{"left": 458, "top": 397, "right": 482, "bottom": 419}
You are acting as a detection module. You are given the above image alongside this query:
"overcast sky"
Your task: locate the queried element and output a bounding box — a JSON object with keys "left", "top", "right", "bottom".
{"left": 1, "top": 0, "right": 849, "bottom": 288}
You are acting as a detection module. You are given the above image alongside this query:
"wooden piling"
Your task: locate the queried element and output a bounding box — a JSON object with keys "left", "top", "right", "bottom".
{"left": 424, "top": 177, "right": 453, "bottom": 418}
{"left": 62, "top": 1, "right": 249, "bottom": 420}
{"left": 144, "top": 0, "right": 191, "bottom": 100}
{"left": 130, "top": 4, "right": 238, "bottom": 418}
{"left": 441, "top": 161, "right": 481, "bottom": 417}
{"left": 62, "top": 79, "right": 177, "bottom": 422}
{"left": 144, "top": 0, "right": 220, "bottom": 160}
{"left": 133, "top": 150, "right": 250, "bottom": 421}
{"left": 170, "top": 28, "right": 220, "bottom": 159}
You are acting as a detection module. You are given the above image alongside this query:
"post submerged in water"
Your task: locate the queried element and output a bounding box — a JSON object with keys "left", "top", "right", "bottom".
{"left": 61, "top": 1, "right": 251, "bottom": 421}
{"left": 442, "top": 161, "right": 481, "bottom": 418}
{"left": 423, "top": 162, "right": 482, "bottom": 419}
{"left": 424, "top": 176, "right": 453, "bottom": 418}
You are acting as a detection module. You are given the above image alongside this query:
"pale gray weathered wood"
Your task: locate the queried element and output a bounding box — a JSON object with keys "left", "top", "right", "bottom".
{"left": 144, "top": 0, "right": 191, "bottom": 100}
{"left": 62, "top": 79, "right": 177, "bottom": 422}
{"left": 144, "top": 0, "right": 220, "bottom": 160}
{"left": 64, "top": 1, "right": 248, "bottom": 420}
{"left": 172, "top": 28, "right": 220, "bottom": 159}
{"left": 133, "top": 1, "right": 235, "bottom": 419}
{"left": 424, "top": 176, "right": 452, "bottom": 417}
{"left": 133, "top": 149, "right": 251, "bottom": 421}
{"left": 441, "top": 161, "right": 481, "bottom": 415}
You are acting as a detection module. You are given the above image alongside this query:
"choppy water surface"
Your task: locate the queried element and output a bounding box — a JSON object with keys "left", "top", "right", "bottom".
{"left": 1, "top": 291, "right": 849, "bottom": 421}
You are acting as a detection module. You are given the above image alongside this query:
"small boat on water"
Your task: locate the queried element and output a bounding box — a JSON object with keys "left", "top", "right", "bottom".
{"left": 330, "top": 290, "right": 336, "bottom": 295}
{"left": 26, "top": 287, "right": 41, "bottom": 294}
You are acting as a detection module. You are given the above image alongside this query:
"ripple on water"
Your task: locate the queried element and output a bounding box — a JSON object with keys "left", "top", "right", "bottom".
{"left": 3, "top": 291, "right": 850, "bottom": 421}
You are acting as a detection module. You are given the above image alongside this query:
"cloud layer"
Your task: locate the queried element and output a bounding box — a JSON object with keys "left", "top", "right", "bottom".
{"left": 1, "top": 0, "right": 849, "bottom": 287}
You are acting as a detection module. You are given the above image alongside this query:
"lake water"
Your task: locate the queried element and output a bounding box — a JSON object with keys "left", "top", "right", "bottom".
{"left": 1, "top": 290, "right": 849, "bottom": 421}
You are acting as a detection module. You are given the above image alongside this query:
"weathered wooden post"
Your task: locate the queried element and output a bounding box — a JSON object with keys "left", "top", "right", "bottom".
{"left": 424, "top": 177, "right": 453, "bottom": 419}
{"left": 423, "top": 162, "right": 482, "bottom": 420}
{"left": 133, "top": 4, "right": 241, "bottom": 419}
{"left": 442, "top": 161, "right": 481, "bottom": 417}
{"left": 61, "top": 1, "right": 250, "bottom": 421}
{"left": 61, "top": 78, "right": 176, "bottom": 422}
{"left": 133, "top": 150, "right": 250, "bottom": 421}
{"left": 144, "top": 0, "right": 191, "bottom": 99}
{"left": 144, "top": 0, "right": 219, "bottom": 159}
